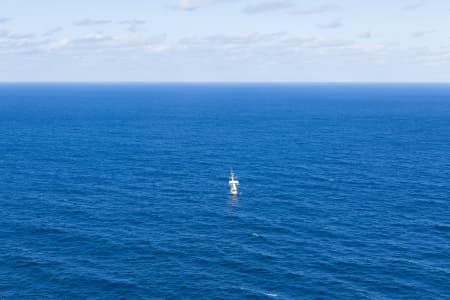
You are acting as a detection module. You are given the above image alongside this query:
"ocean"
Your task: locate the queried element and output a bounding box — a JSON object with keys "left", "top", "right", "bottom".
{"left": 0, "top": 83, "right": 449, "bottom": 299}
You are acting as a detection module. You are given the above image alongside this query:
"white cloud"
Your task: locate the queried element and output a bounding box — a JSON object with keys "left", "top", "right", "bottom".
{"left": 307, "top": 39, "right": 354, "bottom": 49}
{"left": 0, "top": 30, "right": 36, "bottom": 40}
{"left": 292, "top": 4, "right": 338, "bottom": 15}
{"left": 283, "top": 37, "right": 354, "bottom": 49}
{"left": 119, "top": 20, "right": 146, "bottom": 26}
{"left": 0, "top": 28, "right": 168, "bottom": 57}
{"left": 43, "top": 27, "right": 62, "bottom": 37}
{"left": 118, "top": 19, "right": 147, "bottom": 32}
{"left": 318, "top": 19, "right": 342, "bottom": 29}
{"left": 412, "top": 30, "right": 434, "bottom": 38}
{"left": 178, "top": 32, "right": 286, "bottom": 49}
{"left": 358, "top": 31, "right": 372, "bottom": 39}
{"left": 0, "top": 30, "right": 10, "bottom": 38}
{"left": 73, "top": 18, "right": 112, "bottom": 26}
{"left": 404, "top": 0, "right": 426, "bottom": 10}
{"left": 0, "top": 32, "right": 49, "bottom": 55}
{"left": 175, "top": 0, "right": 239, "bottom": 11}
{"left": 51, "top": 34, "right": 166, "bottom": 52}
{"left": 243, "top": 0, "right": 293, "bottom": 14}
{"left": 414, "top": 48, "right": 450, "bottom": 65}
{"left": 177, "top": 0, "right": 210, "bottom": 11}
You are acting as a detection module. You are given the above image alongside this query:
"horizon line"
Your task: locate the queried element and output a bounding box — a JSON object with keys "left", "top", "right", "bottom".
{"left": 1, "top": 81, "right": 450, "bottom": 85}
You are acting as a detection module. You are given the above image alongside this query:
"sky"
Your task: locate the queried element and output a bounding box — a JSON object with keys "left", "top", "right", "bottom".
{"left": 0, "top": 0, "right": 449, "bottom": 82}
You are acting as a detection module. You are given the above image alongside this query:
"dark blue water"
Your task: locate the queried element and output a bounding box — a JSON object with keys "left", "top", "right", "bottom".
{"left": 1, "top": 84, "right": 450, "bottom": 299}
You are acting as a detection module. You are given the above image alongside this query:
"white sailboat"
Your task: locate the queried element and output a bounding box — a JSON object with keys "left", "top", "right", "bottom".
{"left": 229, "top": 170, "right": 239, "bottom": 195}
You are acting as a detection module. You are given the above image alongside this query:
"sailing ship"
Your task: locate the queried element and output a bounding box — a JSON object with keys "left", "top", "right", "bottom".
{"left": 229, "top": 170, "right": 239, "bottom": 195}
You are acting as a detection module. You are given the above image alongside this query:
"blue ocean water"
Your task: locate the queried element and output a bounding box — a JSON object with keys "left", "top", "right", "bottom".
{"left": 1, "top": 83, "right": 450, "bottom": 299}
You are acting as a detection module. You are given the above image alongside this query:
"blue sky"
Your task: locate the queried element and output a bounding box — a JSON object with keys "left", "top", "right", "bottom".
{"left": 0, "top": 0, "right": 449, "bottom": 82}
